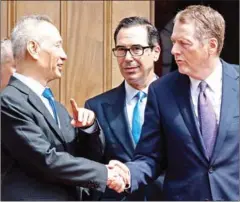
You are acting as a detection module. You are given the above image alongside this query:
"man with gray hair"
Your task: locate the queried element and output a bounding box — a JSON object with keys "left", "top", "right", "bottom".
{"left": 1, "top": 38, "right": 15, "bottom": 90}
{"left": 1, "top": 15, "right": 125, "bottom": 201}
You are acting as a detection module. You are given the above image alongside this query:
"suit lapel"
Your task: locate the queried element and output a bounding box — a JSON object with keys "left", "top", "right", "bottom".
{"left": 10, "top": 77, "right": 67, "bottom": 147}
{"left": 175, "top": 74, "right": 209, "bottom": 162}
{"left": 210, "top": 61, "right": 239, "bottom": 164}
{"left": 102, "top": 83, "right": 135, "bottom": 157}
{"left": 29, "top": 92, "right": 67, "bottom": 146}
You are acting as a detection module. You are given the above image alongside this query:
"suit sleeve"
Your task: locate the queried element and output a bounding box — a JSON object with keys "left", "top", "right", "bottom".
{"left": 78, "top": 101, "right": 105, "bottom": 162}
{"left": 1, "top": 94, "right": 107, "bottom": 192}
{"left": 126, "top": 83, "right": 167, "bottom": 192}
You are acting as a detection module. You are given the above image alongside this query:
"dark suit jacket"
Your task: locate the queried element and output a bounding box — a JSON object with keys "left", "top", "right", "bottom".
{"left": 126, "top": 60, "right": 239, "bottom": 201}
{"left": 1, "top": 77, "right": 107, "bottom": 201}
{"left": 85, "top": 81, "right": 164, "bottom": 201}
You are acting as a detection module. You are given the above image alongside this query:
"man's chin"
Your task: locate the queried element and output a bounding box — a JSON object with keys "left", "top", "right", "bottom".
{"left": 48, "top": 75, "right": 61, "bottom": 82}
{"left": 125, "top": 75, "right": 139, "bottom": 82}
{"left": 178, "top": 66, "right": 190, "bottom": 75}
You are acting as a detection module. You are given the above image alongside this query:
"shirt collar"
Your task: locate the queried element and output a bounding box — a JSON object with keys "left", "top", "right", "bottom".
{"left": 189, "top": 60, "right": 222, "bottom": 93}
{"left": 13, "top": 72, "right": 47, "bottom": 96}
{"left": 125, "top": 75, "right": 157, "bottom": 104}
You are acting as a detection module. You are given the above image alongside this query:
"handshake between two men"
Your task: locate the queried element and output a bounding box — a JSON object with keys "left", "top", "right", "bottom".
{"left": 106, "top": 160, "right": 131, "bottom": 193}
{"left": 70, "top": 99, "right": 130, "bottom": 193}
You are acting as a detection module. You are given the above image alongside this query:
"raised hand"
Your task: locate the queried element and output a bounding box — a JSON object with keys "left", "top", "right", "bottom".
{"left": 70, "top": 98, "right": 95, "bottom": 127}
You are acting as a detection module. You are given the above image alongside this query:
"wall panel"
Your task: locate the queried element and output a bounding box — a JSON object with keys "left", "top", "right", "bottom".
{"left": 66, "top": 1, "right": 104, "bottom": 111}
{"left": 1, "top": 1, "right": 8, "bottom": 38}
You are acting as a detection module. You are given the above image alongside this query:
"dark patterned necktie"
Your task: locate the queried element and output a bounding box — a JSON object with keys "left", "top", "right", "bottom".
{"left": 42, "top": 88, "right": 59, "bottom": 126}
{"left": 198, "top": 81, "right": 218, "bottom": 158}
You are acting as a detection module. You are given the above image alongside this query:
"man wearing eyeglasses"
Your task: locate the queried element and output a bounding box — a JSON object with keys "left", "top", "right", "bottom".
{"left": 84, "top": 16, "right": 164, "bottom": 201}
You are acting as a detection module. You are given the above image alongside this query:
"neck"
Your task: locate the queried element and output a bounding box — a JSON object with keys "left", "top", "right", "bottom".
{"left": 192, "top": 57, "right": 221, "bottom": 80}
{"left": 128, "top": 71, "right": 155, "bottom": 90}
{"left": 16, "top": 61, "right": 48, "bottom": 87}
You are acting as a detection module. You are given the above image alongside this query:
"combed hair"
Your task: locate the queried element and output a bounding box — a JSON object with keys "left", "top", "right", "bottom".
{"left": 174, "top": 5, "right": 225, "bottom": 55}
{"left": 11, "top": 15, "right": 53, "bottom": 61}
{"left": 114, "top": 16, "right": 160, "bottom": 47}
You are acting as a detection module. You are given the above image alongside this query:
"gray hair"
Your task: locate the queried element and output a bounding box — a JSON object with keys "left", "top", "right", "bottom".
{"left": 11, "top": 15, "right": 53, "bottom": 61}
{"left": 1, "top": 39, "right": 13, "bottom": 64}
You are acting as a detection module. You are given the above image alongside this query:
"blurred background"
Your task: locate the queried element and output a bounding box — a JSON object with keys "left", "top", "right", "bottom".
{"left": 1, "top": 0, "right": 238, "bottom": 113}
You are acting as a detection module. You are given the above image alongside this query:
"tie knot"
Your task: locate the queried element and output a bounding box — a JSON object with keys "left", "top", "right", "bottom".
{"left": 42, "top": 88, "right": 54, "bottom": 100}
{"left": 199, "top": 81, "right": 208, "bottom": 93}
{"left": 136, "top": 91, "right": 146, "bottom": 102}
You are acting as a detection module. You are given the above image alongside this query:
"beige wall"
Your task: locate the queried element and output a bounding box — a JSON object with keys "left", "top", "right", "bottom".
{"left": 1, "top": 1, "right": 154, "bottom": 113}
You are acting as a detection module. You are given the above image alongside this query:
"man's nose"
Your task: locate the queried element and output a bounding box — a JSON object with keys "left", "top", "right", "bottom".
{"left": 171, "top": 43, "right": 180, "bottom": 55}
{"left": 61, "top": 48, "right": 67, "bottom": 61}
{"left": 124, "top": 50, "right": 133, "bottom": 60}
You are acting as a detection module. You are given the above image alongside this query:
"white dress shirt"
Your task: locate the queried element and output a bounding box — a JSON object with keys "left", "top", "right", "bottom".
{"left": 189, "top": 60, "right": 222, "bottom": 124}
{"left": 125, "top": 76, "right": 157, "bottom": 130}
{"left": 13, "top": 72, "right": 55, "bottom": 119}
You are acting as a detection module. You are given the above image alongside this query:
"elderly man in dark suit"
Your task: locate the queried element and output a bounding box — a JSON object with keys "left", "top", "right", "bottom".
{"left": 108, "top": 5, "right": 239, "bottom": 201}
{"left": 1, "top": 15, "right": 125, "bottom": 201}
{"left": 85, "top": 16, "right": 164, "bottom": 201}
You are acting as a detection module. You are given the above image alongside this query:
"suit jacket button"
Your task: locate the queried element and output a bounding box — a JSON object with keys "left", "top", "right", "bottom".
{"left": 209, "top": 167, "right": 214, "bottom": 173}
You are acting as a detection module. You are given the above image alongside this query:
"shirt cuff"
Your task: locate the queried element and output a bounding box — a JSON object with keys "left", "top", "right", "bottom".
{"left": 78, "top": 120, "right": 98, "bottom": 134}
{"left": 124, "top": 170, "right": 131, "bottom": 190}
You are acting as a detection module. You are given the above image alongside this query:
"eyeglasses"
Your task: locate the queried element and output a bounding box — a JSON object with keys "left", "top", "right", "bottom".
{"left": 112, "top": 45, "right": 153, "bottom": 57}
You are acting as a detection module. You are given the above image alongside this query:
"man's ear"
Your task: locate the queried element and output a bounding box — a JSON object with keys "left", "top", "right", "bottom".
{"left": 153, "top": 45, "right": 161, "bottom": 62}
{"left": 208, "top": 38, "right": 218, "bottom": 55}
{"left": 27, "top": 40, "right": 40, "bottom": 60}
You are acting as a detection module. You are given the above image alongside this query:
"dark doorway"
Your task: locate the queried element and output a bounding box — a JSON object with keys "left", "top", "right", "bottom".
{"left": 154, "top": 0, "right": 239, "bottom": 77}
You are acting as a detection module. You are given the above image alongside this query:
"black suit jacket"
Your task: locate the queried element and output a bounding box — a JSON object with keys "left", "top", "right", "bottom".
{"left": 126, "top": 60, "right": 239, "bottom": 200}
{"left": 85, "top": 81, "right": 164, "bottom": 201}
{"left": 1, "top": 77, "right": 107, "bottom": 201}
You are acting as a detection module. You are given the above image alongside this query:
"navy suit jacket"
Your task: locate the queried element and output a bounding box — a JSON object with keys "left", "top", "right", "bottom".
{"left": 126, "top": 60, "right": 239, "bottom": 201}
{"left": 1, "top": 77, "right": 107, "bottom": 201}
{"left": 85, "top": 81, "right": 164, "bottom": 201}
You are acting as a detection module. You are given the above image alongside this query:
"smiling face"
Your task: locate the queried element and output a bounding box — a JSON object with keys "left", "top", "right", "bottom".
{"left": 171, "top": 20, "right": 212, "bottom": 79}
{"left": 115, "top": 26, "right": 160, "bottom": 89}
{"left": 35, "top": 22, "right": 67, "bottom": 83}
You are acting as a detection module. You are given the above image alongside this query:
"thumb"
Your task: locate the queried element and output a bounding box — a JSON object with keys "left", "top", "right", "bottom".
{"left": 71, "top": 119, "right": 76, "bottom": 126}
{"left": 109, "top": 160, "right": 129, "bottom": 173}
{"left": 70, "top": 98, "right": 78, "bottom": 120}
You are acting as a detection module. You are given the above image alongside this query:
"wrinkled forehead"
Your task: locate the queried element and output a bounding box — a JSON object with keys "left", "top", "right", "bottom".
{"left": 116, "top": 26, "right": 148, "bottom": 45}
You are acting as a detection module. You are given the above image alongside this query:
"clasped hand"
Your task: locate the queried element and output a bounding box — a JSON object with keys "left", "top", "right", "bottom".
{"left": 106, "top": 160, "right": 130, "bottom": 193}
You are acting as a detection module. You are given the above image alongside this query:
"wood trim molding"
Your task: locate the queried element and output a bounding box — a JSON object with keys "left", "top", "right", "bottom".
{"left": 60, "top": 0, "right": 68, "bottom": 104}
{"left": 150, "top": 0, "right": 155, "bottom": 25}
{"left": 103, "top": 0, "right": 112, "bottom": 92}
{"left": 7, "top": 0, "right": 16, "bottom": 37}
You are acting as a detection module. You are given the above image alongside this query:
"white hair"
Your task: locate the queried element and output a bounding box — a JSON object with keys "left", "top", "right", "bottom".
{"left": 1, "top": 39, "right": 13, "bottom": 64}
{"left": 11, "top": 15, "right": 53, "bottom": 61}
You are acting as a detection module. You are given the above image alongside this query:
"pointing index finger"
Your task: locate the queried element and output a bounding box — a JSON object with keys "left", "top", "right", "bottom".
{"left": 70, "top": 98, "right": 78, "bottom": 120}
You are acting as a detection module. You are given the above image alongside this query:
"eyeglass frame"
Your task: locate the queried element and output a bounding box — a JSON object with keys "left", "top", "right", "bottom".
{"left": 112, "top": 45, "right": 154, "bottom": 57}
